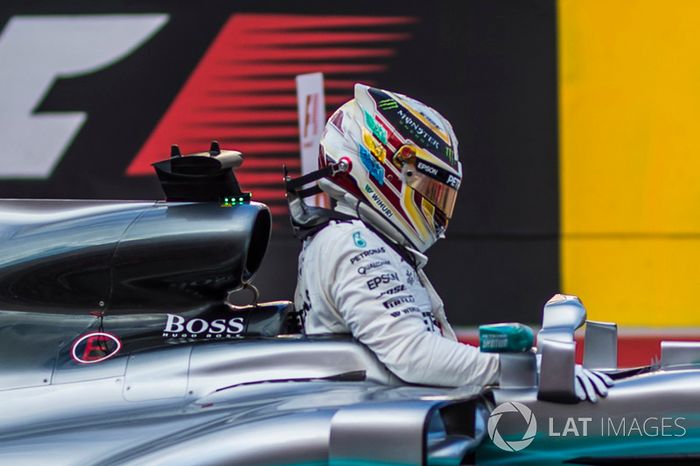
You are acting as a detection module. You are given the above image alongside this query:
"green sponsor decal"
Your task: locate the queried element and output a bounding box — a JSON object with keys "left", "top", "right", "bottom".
{"left": 364, "top": 110, "right": 388, "bottom": 144}
{"left": 353, "top": 231, "right": 367, "bottom": 248}
{"left": 378, "top": 98, "right": 399, "bottom": 110}
{"left": 444, "top": 146, "right": 455, "bottom": 164}
{"left": 479, "top": 323, "right": 534, "bottom": 353}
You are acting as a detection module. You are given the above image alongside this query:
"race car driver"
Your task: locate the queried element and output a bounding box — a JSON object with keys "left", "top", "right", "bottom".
{"left": 294, "top": 84, "right": 612, "bottom": 400}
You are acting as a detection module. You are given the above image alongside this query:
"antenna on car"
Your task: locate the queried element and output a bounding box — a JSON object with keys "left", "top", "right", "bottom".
{"left": 209, "top": 140, "right": 221, "bottom": 155}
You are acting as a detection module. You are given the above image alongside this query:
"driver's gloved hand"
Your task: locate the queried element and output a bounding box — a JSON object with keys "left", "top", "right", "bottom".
{"left": 575, "top": 365, "right": 614, "bottom": 402}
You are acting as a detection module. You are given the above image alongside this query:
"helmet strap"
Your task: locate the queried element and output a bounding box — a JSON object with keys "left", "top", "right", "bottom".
{"left": 284, "top": 163, "right": 353, "bottom": 240}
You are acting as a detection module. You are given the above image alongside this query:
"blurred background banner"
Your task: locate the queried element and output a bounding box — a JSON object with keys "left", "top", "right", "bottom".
{"left": 559, "top": 0, "right": 700, "bottom": 327}
{"left": 2, "top": 0, "right": 696, "bottom": 337}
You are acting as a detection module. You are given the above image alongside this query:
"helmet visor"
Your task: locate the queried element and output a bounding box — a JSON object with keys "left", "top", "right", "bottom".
{"left": 401, "top": 155, "right": 460, "bottom": 218}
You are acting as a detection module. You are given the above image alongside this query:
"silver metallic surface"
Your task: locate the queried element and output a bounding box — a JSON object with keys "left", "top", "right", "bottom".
{"left": 4, "top": 290, "right": 700, "bottom": 465}
{"left": 330, "top": 401, "right": 431, "bottom": 464}
{"left": 0, "top": 199, "right": 271, "bottom": 315}
{"left": 4, "top": 196, "right": 700, "bottom": 465}
{"left": 537, "top": 339, "right": 576, "bottom": 402}
{"left": 0, "top": 336, "right": 484, "bottom": 465}
{"left": 489, "top": 368, "right": 700, "bottom": 463}
{"left": 498, "top": 352, "right": 538, "bottom": 388}
{"left": 124, "top": 345, "right": 192, "bottom": 401}
{"left": 186, "top": 337, "right": 400, "bottom": 397}
{"left": 583, "top": 320, "right": 618, "bottom": 370}
{"left": 661, "top": 340, "right": 700, "bottom": 368}
{"left": 480, "top": 294, "right": 700, "bottom": 463}
{"left": 537, "top": 294, "right": 587, "bottom": 348}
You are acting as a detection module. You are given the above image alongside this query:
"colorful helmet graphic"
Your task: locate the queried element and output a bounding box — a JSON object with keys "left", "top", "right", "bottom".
{"left": 319, "top": 84, "right": 461, "bottom": 252}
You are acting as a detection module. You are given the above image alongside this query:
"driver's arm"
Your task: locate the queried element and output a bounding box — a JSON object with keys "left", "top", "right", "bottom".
{"left": 322, "top": 225, "right": 499, "bottom": 388}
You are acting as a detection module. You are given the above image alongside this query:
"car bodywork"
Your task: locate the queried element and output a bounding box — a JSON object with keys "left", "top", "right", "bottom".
{"left": 2, "top": 147, "right": 700, "bottom": 465}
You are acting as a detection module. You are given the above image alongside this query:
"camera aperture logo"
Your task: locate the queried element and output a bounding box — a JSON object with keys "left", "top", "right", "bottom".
{"left": 487, "top": 402, "right": 688, "bottom": 453}
{"left": 488, "top": 402, "right": 537, "bottom": 452}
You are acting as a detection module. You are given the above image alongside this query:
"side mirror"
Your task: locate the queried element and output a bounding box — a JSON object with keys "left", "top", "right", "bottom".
{"left": 537, "top": 294, "right": 585, "bottom": 403}
{"left": 537, "top": 294, "right": 587, "bottom": 347}
{"left": 583, "top": 321, "right": 618, "bottom": 370}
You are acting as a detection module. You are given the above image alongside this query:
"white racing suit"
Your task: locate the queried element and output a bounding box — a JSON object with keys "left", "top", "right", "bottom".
{"left": 294, "top": 219, "right": 500, "bottom": 387}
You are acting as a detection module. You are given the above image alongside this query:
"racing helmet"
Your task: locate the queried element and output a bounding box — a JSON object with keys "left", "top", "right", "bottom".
{"left": 318, "top": 84, "right": 461, "bottom": 252}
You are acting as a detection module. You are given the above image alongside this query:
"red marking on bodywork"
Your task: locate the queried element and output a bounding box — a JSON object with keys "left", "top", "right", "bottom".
{"left": 71, "top": 332, "right": 122, "bottom": 364}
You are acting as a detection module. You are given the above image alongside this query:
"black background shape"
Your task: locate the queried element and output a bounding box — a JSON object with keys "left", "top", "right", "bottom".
{"left": 0, "top": 0, "right": 558, "bottom": 324}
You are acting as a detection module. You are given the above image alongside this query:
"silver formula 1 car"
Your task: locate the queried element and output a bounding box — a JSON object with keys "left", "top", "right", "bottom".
{"left": 1, "top": 145, "right": 699, "bottom": 465}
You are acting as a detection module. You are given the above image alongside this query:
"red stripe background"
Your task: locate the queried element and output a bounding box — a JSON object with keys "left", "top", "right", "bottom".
{"left": 128, "top": 13, "right": 416, "bottom": 224}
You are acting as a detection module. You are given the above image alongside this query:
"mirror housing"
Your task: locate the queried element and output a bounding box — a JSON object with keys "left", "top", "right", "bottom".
{"left": 537, "top": 294, "right": 587, "bottom": 348}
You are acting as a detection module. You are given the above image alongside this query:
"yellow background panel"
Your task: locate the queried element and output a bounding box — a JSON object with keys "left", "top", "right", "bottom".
{"left": 559, "top": 0, "right": 700, "bottom": 325}
{"left": 563, "top": 238, "right": 700, "bottom": 326}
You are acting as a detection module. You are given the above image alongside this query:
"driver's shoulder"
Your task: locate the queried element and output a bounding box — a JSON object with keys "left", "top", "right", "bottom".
{"left": 312, "top": 219, "right": 384, "bottom": 249}
{"left": 307, "top": 220, "right": 394, "bottom": 270}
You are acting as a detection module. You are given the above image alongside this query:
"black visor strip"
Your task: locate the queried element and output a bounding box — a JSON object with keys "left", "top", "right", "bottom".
{"left": 413, "top": 158, "right": 461, "bottom": 189}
